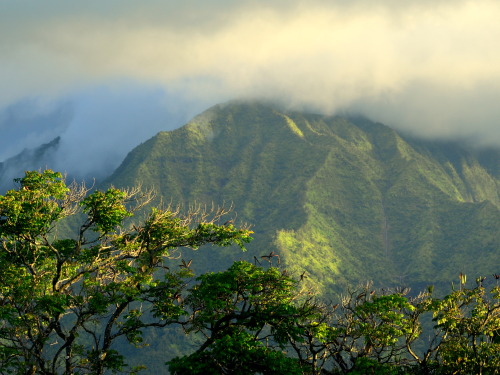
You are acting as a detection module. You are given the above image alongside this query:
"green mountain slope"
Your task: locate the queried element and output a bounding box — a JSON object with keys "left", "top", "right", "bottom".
{"left": 106, "top": 101, "right": 500, "bottom": 296}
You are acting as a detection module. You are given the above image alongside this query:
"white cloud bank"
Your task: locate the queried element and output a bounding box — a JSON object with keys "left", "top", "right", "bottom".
{"left": 1, "top": 0, "right": 500, "bottom": 155}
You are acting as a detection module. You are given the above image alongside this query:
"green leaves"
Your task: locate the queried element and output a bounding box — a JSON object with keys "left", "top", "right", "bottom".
{"left": 0, "top": 170, "right": 68, "bottom": 238}
{"left": 185, "top": 261, "right": 298, "bottom": 328}
{"left": 168, "top": 331, "right": 303, "bottom": 375}
{"left": 136, "top": 208, "right": 252, "bottom": 257}
{"left": 353, "top": 294, "right": 414, "bottom": 347}
{"left": 169, "top": 261, "right": 312, "bottom": 374}
{"left": 169, "top": 265, "right": 499, "bottom": 374}
{"left": 430, "top": 279, "right": 500, "bottom": 374}
{"left": 0, "top": 170, "right": 254, "bottom": 375}
{"left": 81, "top": 188, "right": 132, "bottom": 234}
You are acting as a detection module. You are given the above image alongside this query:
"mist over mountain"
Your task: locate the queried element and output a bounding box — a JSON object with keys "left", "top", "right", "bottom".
{"left": 0, "top": 99, "right": 72, "bottom": 162}
{"left": 0, "top": 84, "right": 206, "bottom": 186}
{"left": 0, "top": 137, "right": 61, "bottom": 193}
{"left": 3, "top": 1, "right": 500, "bottom": 150}
{"left": 106, "top": 101, "right": 500, "bottom": 296}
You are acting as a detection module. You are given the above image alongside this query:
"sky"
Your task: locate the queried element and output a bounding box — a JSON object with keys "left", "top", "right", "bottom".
{"left": 1, "top": 0, "right": 500, "bottom": 179}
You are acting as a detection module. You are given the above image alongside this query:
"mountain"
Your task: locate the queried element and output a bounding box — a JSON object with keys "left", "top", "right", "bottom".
{"left": 0, "top": 136, "right": 61, "bottom": 193}
{"left": 106, "top": 101, "right": 500, "bottom": 296}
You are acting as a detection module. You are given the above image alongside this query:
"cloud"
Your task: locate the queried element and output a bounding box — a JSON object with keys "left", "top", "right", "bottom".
{"left": 51, "top": 83, "right": 205, "bottom": 180}
{"left": 1, "top": 0, "right": 500, "bottom": 148}
{"left": 0, "top": 99, "right": 73, "bottom": 161}
{"left": 0, "top": 83, "right": 205, "bottom": 181}
{"left": 348, "top": 80, "right": 500, "bottom": 145}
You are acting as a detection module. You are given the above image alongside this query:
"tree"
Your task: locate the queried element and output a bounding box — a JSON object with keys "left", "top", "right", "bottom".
{"left": 166, "top": 264, "right": 500, "bottom": 375}
{"left": 429, "top": 276, "right": 500, "bottom": 375}
{"left": 168, "top": 261, "right": 318, "bottom": 375}
{"left": 0, "top": 170, "right": 252, "bottom": 375}
{"left": 300, "top": 278, "right": 500, "bottom": 375}
{"left": 289, "top": 283, "right": 418, "bottom": 374}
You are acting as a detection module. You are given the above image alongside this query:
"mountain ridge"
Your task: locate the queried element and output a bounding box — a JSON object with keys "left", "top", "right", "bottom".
{"left": 0, "top": 136, "right": 61, "bottom": 193}
{"left": 104, "top": 101, "right": 500, "bottom": 295}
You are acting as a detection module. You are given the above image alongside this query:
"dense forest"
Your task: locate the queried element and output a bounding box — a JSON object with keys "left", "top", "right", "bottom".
{"left": 1, "top": 171, "right": 498, "bottom": 374}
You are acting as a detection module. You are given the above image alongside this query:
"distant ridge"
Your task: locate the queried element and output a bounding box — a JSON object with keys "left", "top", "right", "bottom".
{"left": 107, "top": 101, "right": 500, "bottom": 296}
{"left": 0, "top": 136, "right": 60, "bottom": 193}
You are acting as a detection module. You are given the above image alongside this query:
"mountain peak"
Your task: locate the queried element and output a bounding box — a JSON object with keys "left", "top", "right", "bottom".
{"left": 106, "top": 101, "right": 500, "bottom": 296}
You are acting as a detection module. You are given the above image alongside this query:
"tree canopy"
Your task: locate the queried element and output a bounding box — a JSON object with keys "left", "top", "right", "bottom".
{"left": 0, "top": 170, "right": 252, "bottom": 374}
{"left": 0, "top": 170, "right": 499, "bottom": 375}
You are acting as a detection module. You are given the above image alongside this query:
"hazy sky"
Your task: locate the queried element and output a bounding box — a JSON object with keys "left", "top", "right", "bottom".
{"left": 1, "top": 0, "right": 500, "bottom": 177}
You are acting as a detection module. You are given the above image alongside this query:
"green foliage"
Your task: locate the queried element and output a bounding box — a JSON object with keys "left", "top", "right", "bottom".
{"left": 80, "top": 188, "right": 132, "bottom": 234}
{"left": 1, "top": 173, "right": 498, "bottom": 375}
{"left": 0, "top": 170, "right": 252, "bottom": 375}
{"left": 353, "top": 294, "right": 415, "bottom": 347}
{"left": 168, "top": 332, "right": 302, "bottom": 375}
{"left": 0, "top": 170, "right": 68, "bottom": 238}
{"left": 168, "top": 261, "right": 313, "bottom": 374}
{"left": 164, "top": 264, "right": 498, "bottom": 374}
{"left": 280, "top": 277, "right": 500, "bottom": 374}
{"left": 429, "top": 278, "right": 500, "bottom": 374}
{"left": 345, "top": 357, "right": 401, "bottom": 375}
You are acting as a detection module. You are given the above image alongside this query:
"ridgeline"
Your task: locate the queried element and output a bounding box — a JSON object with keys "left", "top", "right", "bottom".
{"left": 106, "top": 101, "right": 500, "bottom": 297}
